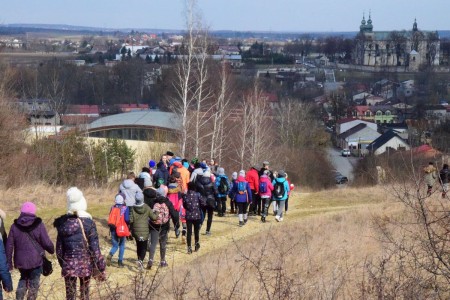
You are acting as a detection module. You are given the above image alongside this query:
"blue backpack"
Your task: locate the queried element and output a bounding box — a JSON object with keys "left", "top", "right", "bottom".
{"left": 237, "top": 181, "right": 247, "bottom": 194}
{"left": 259, "top": 181, "right": 267, "bottom": 193}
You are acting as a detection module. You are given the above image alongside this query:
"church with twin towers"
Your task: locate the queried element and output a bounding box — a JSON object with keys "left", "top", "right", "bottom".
{"left": 354, "top": 12, "right": 440, "bottom": 71}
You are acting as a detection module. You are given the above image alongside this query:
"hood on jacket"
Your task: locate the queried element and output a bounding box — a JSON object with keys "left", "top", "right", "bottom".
{"left": 14, "top": 213, "right": 42, "bottom": 231}
{"left": 133, "top": 205, "right": 147, "bottom": 214}
{"left": 122, "top": 179, "right": 136, "bottom": 189}
{"left": 274, "top": 177, "right": 286, "bottom": 183}
{"left": 237, "top": 175, "right": 247, "bottom": 182}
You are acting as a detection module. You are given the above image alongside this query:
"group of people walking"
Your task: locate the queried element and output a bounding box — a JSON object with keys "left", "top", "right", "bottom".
{"left": 105, "top": 152, "right": 294, "bottom": 269}
{"left": 0, "top": 151, "right": 294, "bottom": 300}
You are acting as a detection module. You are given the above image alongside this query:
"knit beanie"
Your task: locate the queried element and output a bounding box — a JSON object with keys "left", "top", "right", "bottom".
{"left": 66, "top": 187, "right": 87, "bottom": 214}
{"left": 149, "top": 160, "right": 156, "bottom": 168}
{"left": 218, "top": 167, "right": 225, "bottom": 176}
{"left": 135, "top": 192, "right": 144, "bottom": 206}
{"left": 232, "top": 172, "right": 238, "bottom": 180}
{"left": 183, "top": 161, "right": 189, "bottom": 169}
{"left": 157, "top": 185, "right": 168, "bottom": 197}
{"left": 115, "top": 193, "right": 125, "bottom": 205}
{"left": 239, "top": 170, "right": 246, "bottom": 177}
{"left": 21, "top": 202, "right": 36, "bottom": 215}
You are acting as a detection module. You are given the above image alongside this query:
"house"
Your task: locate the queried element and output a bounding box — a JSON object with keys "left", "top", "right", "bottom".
{"left": 366, "top": 95, "right": 385, "bottom": 106}
{"left": 338, "top": 123, "right": 381, "bottom": 154}
{"left": 379, "top": 122, "right": 409, "bottom": 140}
{"left": 367, "top": 130, "right": 410, "bottom": 155}
{"left": 336, "top": 118, "right": 377, "bottom": 136}
{"left": 425, "top": 105, "right": 447, "bottom": 123}
{"left": 16, "top": 99, "right": 60, "bottom": 126}
{"left": 353, "top": 92, "right": 372, "bottom": 103}
{"left": 370, "top": 105, "right": 397, "bottom": 124}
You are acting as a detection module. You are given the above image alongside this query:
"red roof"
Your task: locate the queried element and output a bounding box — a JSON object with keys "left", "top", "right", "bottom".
{"left": 336, "top": 117, "right": 357, "bottom": 124}
{"left": 66, "top": 105, "right": 99, "bottom": 115}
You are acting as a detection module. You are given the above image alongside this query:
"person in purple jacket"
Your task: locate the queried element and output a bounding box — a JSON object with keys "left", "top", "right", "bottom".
{"left": 6, "top": 202, "right": 55, "bottom": 300}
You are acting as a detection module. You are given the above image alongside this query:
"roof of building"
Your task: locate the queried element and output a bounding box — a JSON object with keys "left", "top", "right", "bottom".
{"left": 87, "top": 110, "right": 180, "bottom": 132}
{"left": 367, "top": 130, "right": 406, "bottom": 151}
{"left": 338, "top": 123, "right": 367, "bottom": 139}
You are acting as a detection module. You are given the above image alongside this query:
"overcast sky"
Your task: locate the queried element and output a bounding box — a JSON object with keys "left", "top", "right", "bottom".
{"left": 1, "top": 0, "right": 449, "bottom": 32}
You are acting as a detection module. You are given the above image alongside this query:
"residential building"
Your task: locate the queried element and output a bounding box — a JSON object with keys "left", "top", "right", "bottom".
{"left": 337, "top": 123, "right": 381, "bottom": 155}
{"left": 367, "top": 130, "right": 410, "bottom": 155}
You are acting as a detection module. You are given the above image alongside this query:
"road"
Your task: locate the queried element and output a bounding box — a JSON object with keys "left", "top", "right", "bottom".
{"left": 326, "top": 147, "right": 358, "bottom": 182}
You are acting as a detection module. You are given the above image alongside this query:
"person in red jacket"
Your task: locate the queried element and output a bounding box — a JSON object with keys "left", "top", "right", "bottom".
{"left": 246, "top": 165, "right": 260, "bottom": 215}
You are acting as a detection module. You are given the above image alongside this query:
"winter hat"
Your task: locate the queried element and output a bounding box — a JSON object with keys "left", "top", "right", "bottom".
{"left": 263, "top": 170, "right": 270, "bottom": 176}
{"left": 135, "top": 192, "right": 144, "bottom": 206}
{"left": 66, "top": 187, "right": 90, "bottom": 218}
{"left": 278, "top": 170, "right": 286, "bottom": 178}
{"left": 200, "top": 162, "right": 208, "bottom": 169}
{"left": 21, "top": 202, "right": 36, "bottom": 215}
{"left": 115, "top": 193, "right": 125, "bottom": 205}
{"left": 239, "top": 170, "right": 246, "bottom": 177}
{"left": 191, "top": 157, "right": 199, "bottom": 164}
{"left": 263, "top": 161, "right": 270, "bottom": 166}
{"left": 157, "top": 185, "right": 168, "bottom": 197}
{"left": 183, "top": 161, "right": 189, "bottom": 169}
{"left": 166, "top": 151, "right": 174, "bottom": 157}
{"left": 232, "top": 172, "right": 238, "bottom": 180}
{"left": 218, "top": 167, "right": 225, "bottom": 176}
{"left": 203, "top": 170, "right": 211, "bottom": 178}
{"left": 149, "top": 160, "right": 156, "bottom": 168}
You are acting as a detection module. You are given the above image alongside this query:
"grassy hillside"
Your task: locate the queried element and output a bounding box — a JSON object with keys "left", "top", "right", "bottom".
{"left": 0, "top": 183, "right": 398, "bottom": 299}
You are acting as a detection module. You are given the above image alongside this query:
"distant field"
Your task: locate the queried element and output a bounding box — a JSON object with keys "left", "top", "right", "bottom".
{"left": 0, "top": 51, "right": 77, "bottom": 64}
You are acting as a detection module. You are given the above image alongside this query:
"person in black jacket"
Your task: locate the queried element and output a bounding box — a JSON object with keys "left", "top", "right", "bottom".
{"left": 196, "top": 170, "right": 216, "bottom": 235}
{"left": 146, "top": 185, "right": 179, "bottom": 269}
{"left": 153, "top": 161, "right": 169, "bottom": 188}
{"left": 183, "top": 182, "right": 206, "bottom": 254}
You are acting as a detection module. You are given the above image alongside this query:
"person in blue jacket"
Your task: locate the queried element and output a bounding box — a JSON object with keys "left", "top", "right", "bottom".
{"left": 272, "top": 170, "right": 290, "bottom": 222}
{"left": 230, "top": 170, "right": 253, "bottom": 227}
{"left": 214, "top": 168, "right": 230, "bottom": 217}
{"left": 0, "top": 209, "right": 13, "bottom": 299}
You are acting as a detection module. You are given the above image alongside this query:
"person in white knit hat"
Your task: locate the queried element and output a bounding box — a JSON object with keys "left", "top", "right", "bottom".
{"left": 54, "top": 187, "right": 106, "bottom": 300}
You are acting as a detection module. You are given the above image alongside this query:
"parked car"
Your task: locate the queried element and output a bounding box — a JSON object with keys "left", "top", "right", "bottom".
{"left": 341, "top": 149, "right": 351, "bottom": 157}
{"left": 335, "top": 173, "right": 348, "bottom": 184}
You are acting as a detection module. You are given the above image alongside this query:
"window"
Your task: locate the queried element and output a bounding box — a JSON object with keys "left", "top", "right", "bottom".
{"left": 376, "top": 111, "right": 382, "bottom": 116}
{"left": 385, "top": 110, "right": 391, "bottom": 116}
{"left": 365, "top": 111, "right": 371, "bottom": 117}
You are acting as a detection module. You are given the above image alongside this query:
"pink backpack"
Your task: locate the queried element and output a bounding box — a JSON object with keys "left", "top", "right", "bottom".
{"left": 167, "top": 193, "right": 181, "bottom": 211}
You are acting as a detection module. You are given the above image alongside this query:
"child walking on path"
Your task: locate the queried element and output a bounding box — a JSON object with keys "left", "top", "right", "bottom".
{"left": 106, "top": 193, "right": 130, "bottom": 268}
{"left": 129, "top": 195, "right": 158, "bottom": 270}
{"left": 182, "top": 182, "right": 206, "bottom": 253}
{"left": 7, "top": 202, "right": 55, "bottom": 300}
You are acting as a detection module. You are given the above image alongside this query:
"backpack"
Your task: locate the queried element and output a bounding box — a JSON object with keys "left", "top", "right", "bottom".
{"left": 107, "top": 206, "right": 126, "bottom": 228}
{"left": 115, "top": 214, "right": 131, "bottom": 237}
{"left": 153, "top": 202, "right": 170, "bottom": 225}
{"left": 237, "top": 181, "right": 247, "bottom": 195}
{"left": 273, "top": 181, "right": 285, "bottom": 199}
{"left": 167, "top": 192, "right": 181, "bottom": 211}
{"left": 259, "top": 181, "right": 267, "bottom": 194}
{"left": 218, "top": 177, "right": 229, "bottom": 194}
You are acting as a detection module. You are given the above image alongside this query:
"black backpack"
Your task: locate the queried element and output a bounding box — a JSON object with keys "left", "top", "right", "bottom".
{"left": 218, "top": 177, "right": 229, "bottom": 194}
{"left": 273, "top": 181, "right": 285, "bottom": 199}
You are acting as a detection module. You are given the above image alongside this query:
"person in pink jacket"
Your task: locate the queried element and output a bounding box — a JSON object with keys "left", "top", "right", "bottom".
{"left": 259, "top": 170, "right": 274, "bottom": 223}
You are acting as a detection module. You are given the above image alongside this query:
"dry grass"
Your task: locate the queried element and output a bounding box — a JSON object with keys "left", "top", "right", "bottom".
{"left": 0, "top": 184, "right": 406, "bottom": 299}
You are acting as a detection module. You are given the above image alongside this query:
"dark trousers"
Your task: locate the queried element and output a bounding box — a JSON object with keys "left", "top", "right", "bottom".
{"left": 202, "top": 207, "right": 214, "bottom": 232}
{"left": 64, "top": 276, "right": 91, "bottom": 300}
{"left": 216, "top": 196, "right": 227, "bottom": 215}
{"left": 249, "top": 190, "right": 261, "bottom": 214}
{"left": 261, "top": 197, "right": 271, "bottom": 217}
{"left": 237, "top": 202, "right": 249, "bottom": 215}
{"left": 17, "top": 267, "right": 42, "bottom": 300}
{"left": 148, "top": 228, "right": 168, "bottom": 262}
{"left": 136, "top": 240, "right": 148, "bottom": 261}
{"left": 230, "top": 198, "right": 236, "bottom": 212}
{"left": 186, "top": 220, "right": 201, "bottom": 247}
{"left": 285, "top": 196, "right": 289, "bottom": 212}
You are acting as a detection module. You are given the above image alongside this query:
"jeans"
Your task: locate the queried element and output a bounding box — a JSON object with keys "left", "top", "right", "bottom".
{"left": 109, "top": 230, "right": 126, "bottom": 262}
{"left": 64, "top": 277, "right": 90, "bottom": 300}
{"left": 216, "top": 196, "right": 227, "bottom": 215}
{"left": 186, "top": 220, "right": 201, "bottom": 247}
{"left": 16, "top": 267, "right": 42, "bottom": 300}
{"left": 148, "top": 228, "right": 168, "bottom": 262}
{"left": 277, "top": 201, "right": 286, "bottom": 218}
